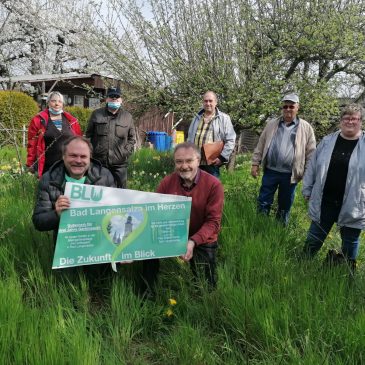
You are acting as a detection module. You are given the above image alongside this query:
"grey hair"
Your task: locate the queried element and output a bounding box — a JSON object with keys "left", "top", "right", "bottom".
{"left": 174, "top": 142, "right": 201, "bottom": 160}
{"left": 47, "top": 91, "right": 64, "bottom": 105}
{"left": 341, "top": 103, "right": 364, "bottom": 121}
{"left": 203, "top": 90, "right": 218, "bottom": 103}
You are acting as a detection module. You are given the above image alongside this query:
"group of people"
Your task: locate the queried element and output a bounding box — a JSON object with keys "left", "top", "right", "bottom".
{"left": 27, "top": 86, "right": 365, "bottom": 296}
{"left": 252, "top": 95, "right": 365, "bottom": 270}
{"left": 28, "top": 89, "right": 235, "bottom": 293}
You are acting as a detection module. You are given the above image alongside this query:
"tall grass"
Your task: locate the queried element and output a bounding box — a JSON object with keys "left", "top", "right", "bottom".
{"left": 1, "top": 149, "right": 365, "bottom": 364}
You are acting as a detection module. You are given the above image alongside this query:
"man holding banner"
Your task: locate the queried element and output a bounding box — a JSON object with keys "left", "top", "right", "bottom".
{"left": 32, "top": 136, "right": 115, "bottom": 239}
{"left": 143, "top": 142, "right": 224, "bottom": 290}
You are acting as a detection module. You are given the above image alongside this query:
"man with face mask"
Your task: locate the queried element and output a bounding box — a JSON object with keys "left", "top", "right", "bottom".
{"left": 86, "top": 87, "right": 136, "bottom": 188}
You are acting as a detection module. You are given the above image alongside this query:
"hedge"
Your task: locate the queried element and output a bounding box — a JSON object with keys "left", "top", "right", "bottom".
{"left": 64, "top": 106, "right": 93, "bottom": 132}
{"left": 0, "top": 91, "right": 39, "bottom": 145}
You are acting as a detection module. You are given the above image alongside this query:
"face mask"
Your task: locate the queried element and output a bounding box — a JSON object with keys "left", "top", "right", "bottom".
{"left": 49, "top": 107, "right": 63, "bottom": 115}
{"left": 107, "top": 102, "right": 121, "bottom": 110}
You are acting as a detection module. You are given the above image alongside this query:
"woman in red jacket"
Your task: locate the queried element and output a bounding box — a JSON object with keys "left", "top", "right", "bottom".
{"left": 26, "top": 91, "right": 82, "bottom": 177}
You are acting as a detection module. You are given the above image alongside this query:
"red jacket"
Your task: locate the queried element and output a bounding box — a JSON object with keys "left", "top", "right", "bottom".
{"left": 26, "top": 109, "right": 82, "bottom": 177}
{"left": 156, "top": 170, "right": 224, "bottom": 245}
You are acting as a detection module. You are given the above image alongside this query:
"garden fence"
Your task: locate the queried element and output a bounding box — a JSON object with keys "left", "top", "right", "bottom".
{"left": 0, "top": 123, "right": 27, "bottom": 148}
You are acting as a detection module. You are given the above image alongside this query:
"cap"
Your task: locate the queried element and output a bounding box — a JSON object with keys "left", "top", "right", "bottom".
{"left": 107, "top": 87, "right": 121, "bottom": 98}
{"left": 282, "top": 93, "right": 299, "bottom": 103}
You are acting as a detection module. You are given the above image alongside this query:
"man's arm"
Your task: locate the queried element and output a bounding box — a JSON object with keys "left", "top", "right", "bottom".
{"left": 220, "top": 114, "right": 236, "bottom": 162}
{"left": 304, "top": 125, "right": 316, "bottom": 169}
{"left": 189, "top": 181, "right": 224, "bottom": 245}
{"left": 251, "top": 126, "right": 268, "bottom": 168}
{"left": 187, "top": 115, "right": 198, "bottom": 143}
{"left": 125, "top": 121, "right": 136, "bottom": 156}
{"left": 32, "top": 180, "right": 63, "bottom": 231}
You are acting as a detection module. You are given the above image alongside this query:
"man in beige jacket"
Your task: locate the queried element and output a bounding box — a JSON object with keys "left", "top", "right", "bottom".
{"left": 251, "top": 93, "right": 316, "bottom": 225}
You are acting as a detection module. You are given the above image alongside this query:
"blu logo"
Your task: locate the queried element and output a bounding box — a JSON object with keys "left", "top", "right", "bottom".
{"left": 70, "top": 185, "right": 103, "bottom": 201}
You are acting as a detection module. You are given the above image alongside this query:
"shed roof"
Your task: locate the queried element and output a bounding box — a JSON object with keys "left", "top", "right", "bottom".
{"left": 0, "top": 72, "right": 119, "bottom": 83}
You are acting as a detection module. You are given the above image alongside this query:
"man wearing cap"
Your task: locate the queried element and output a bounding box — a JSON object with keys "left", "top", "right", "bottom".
{"left": 251, "top": 93, "right": 316, "bottom": 225}
{"left": 86, "top": 87, "right": 136, "bottom": 188}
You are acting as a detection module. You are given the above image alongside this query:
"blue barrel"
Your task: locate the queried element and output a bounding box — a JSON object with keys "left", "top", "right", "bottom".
{"left": 165, "top": 135, "right": 172, "bottom": 151}
{"left": 147, "top": 131, "right": 157, "bottom": 146}
{"left": 155, "top": 132, "right": 167, "bottom": 151}
{"left": 147, "top": 131, "right": 169, "bottom": 151}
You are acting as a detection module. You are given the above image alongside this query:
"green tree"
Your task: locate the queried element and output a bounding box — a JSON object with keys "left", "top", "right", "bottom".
{"left": 92, "top": 0, "right": 365, "bottom": 137}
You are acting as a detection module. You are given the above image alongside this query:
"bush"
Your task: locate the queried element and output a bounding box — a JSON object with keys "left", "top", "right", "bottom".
{"left": 64, "top": 106, "right": 93, "bottom": 132}
{"left": 0, "top": 91, "right": 39, "bottom": 145}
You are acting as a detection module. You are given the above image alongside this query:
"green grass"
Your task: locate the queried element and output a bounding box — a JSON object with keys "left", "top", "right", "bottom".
{"left": 1, "top": 148, "right": 365, "bottom": 364}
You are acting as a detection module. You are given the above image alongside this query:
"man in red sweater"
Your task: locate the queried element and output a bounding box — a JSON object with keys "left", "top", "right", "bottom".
{"left": 142, "top": 142, "right": 224, "bottom": 291}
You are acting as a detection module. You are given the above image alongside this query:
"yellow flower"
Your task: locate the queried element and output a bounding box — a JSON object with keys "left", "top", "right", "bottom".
{"left": 165, "top": 308, "right": 174, "bottom": 317}
{"left": 153, "top": 156, "right": 161, "bottom": 160}
{"left": 168, "top": 298, "right": 177, "bottom": 306}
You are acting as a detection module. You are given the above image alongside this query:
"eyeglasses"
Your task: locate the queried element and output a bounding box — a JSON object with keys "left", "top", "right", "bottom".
{"left": 174, "top": 158, "right": 197, "bottom": 166}
{"left": 282, "top": 105, "right": 296, "bottom": 110}
{"left": 342, "top": 117, "right": 360, "bottom": 122}
{"left": 108, "top": 95, "right": 120, "bottom": 99}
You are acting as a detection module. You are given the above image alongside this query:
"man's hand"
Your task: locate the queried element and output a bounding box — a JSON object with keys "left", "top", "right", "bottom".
{"left": 55, "top": 195, "right": 71, "bottom": 216}
{"left": 212, "top": 157, "right": 223, "bottom": 166}
{"left": 181, "top": 240, "right": 195, "bottom": 262}
{"left": 251, "top": 165, "right": 260, "bottom": 178}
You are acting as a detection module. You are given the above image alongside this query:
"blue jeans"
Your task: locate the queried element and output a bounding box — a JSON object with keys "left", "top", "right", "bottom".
{"left": 199, "top": 165, "right": 220, "bottom": 178}
{"left": 304, "top": 200, "right": 360, "bottom": 260}
{"left": 257, "top": 168, "right": 297, "bottom": 225}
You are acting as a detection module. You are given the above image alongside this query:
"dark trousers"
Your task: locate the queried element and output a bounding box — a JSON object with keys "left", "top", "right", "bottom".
{"left": 257, "top": 168, "right": 297, "bottom": 225}
{"left": 109, "top": 165, "right": 128, "bottom": 188}
{"left": 53, "top": 263, "right": 115, "bottom": 299}
{"left": 199, "top": 165, "right": 220, "bottom": 178}
{"left": 141, "top": 242, "right": 218, "bottom": 292}
{"left": 304, "top": 200, "right": 361, "bottom": 260}
{"left": 190, "top": 242, "right": 218, "bottom": 288}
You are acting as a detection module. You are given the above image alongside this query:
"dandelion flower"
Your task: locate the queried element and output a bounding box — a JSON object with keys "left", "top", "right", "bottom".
{"left": 165, "top": 308, "right": 174, "bottom": 317}
{"left": 168, "top": 298, "right": 177, "bottom": 306}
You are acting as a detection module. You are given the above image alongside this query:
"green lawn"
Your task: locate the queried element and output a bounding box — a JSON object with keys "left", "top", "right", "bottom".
{"left": 1, "top": 149, "right": 364, "bottom": 364}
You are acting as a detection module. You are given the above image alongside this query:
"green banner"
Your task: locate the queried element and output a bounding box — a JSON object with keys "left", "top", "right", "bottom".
{"left": 52, "top": 183, "right": 191, "bottom": 269}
